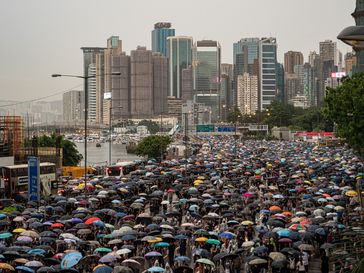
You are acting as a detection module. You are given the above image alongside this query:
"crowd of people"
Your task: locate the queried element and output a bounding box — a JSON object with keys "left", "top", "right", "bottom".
{"left": 0, "top": 138, "right": 363, "bottom": 273}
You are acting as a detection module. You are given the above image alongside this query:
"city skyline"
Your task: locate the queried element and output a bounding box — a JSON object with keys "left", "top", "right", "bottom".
{"left": 0, "top": 0, "right": 355, "bottom": 101}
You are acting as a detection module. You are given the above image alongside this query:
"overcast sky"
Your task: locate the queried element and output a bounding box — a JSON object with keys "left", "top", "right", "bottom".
{"left": 0, "top": 0, "right": 355, "bottom": 102}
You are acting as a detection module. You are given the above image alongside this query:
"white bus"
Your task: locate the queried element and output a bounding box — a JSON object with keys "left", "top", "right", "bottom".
{"left": 1, "top": 162, "right": 56, "bottom": 198}
{"left": 105, "top": 161, "right": 141, "bottom": 177}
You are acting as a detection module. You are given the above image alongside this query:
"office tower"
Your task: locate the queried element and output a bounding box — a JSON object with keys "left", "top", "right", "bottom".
{"left": 259, "top": 37, "right": 278, "bottom": 110}
{"left": 130, "top": 46, "right": 153, "bottom": 118}
{"left": 87, "top": 64, "right": 97, "bottom": 122}
{"left": 192, "top": 40, "right": 221, "bottom": 121}
{"left": 308, "top": 51, "right": 320, "bottom": 67}
{"left": 95, "top": 53, "right": 105, "bottom": 124}
{"left": 167, "top": 36, "right": 193, "bottom": 99}
{"left": 152, "top": 22, "right": 175, "bottom": 57}
{"left": 284, "top": 51, "right": 304, "bottom": 74}
{"left": 284, "top": 74, "right": 301, "bottom": 104}
{"left": 276, "top": 63, "right": 285, "bottom": 103}
{"left": 63, "top": 90, "right": 83, "bottom": 123}
{"left": 221, "top": 63, "right": 234, "bottom": 109}
{"left": 237, "top": 73, "right": 258, "bottom": 115}
{"left": 294, "top": 63, "right": 316, "bottom": 107}
{"left": 320, "top": 40, "right": 337, "bottom": 63}
{"left": 152, "top": 52, "right": 168, "bottom": 115}
{"left": 345, "top": 52, "right": 357, "bottom": 75}
{"left": 181, "top": 66, "right": 193, "bottom": 102}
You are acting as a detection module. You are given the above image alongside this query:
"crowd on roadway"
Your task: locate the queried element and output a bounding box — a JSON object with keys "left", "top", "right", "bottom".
{"left": 0, "top": 137, "right": 363, "bottom": 273}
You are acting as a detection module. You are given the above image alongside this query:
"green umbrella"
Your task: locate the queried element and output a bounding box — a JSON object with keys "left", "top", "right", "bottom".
{"left": 196, "top": 258, "right": 215, "bottom": 267}
{"left": 94, "top": 247, "right": 112, "bottom": 253}
{"left": 206, "top": 239, "right": 221, "bottom": 245}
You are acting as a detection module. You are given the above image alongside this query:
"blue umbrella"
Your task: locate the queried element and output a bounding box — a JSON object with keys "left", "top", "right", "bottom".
{"left": 15, "top": 266, "right": 35, "bottom": 273}
{"left": 175, "top": 234, "right": 188, "bottom": 240}
{"left": 174, "top": 256, "right": 191, "bottom": 263}
{"left": 0, "top": 214, "right": 7, "bottom": 220}
{"left": 219, "top": 232, "right": 236, "bottom": 239}
{"left": 94, "top": 265, "right": 113, "bottom": 273}
{"left": 93, "top": 220, "right": 105, "bottom": 227}
{"left": 315, "top": 228, "right": 326, "bottom": 236}
{"left": 147, "top": 266, "right": 165, "bottom": 272}
{"left": 61, "top": 251, "right": 83, "bottom": 269}
{"left": 121, "top": 234, "right": 136, "bottom": 241}
{"left": 28, "top": 248, "right": 47, "bottom": 255}
{"left": 277, "top": 230, "right": 290, "bottom": 237}
{"left": 0, "top": 232, "right": 12, "bottom": 239}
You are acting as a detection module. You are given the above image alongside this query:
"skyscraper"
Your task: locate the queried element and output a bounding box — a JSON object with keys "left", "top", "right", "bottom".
{"left": 130, "top": 46, "right": 153, "bottom": 118}
{"left": 152, "top": 52, "right": 168, "bottom": 115}
{"left": 237, "top": 73, "right": 258, "bottom": 115}
{"left": 192, "top": 40, "right": 221, "bottom": 120}
{"left": 87, "top": 64, "right": 97, "bottom": 122}
{"left": 63, "top": 90, "right": 83, "bottom": 123}
{"left": 233, "top": 38, "right": 260, "bottom": 106}
{"left": 167, "top": 36, "right": 193, "bottom": 98}
{"left": 152, "top": 22, "right": 175, "bottom": 57}
{"left": 319, "top": 40, "right": 337, "bottom": 63}
{"left": 259, "top": 37, "right": 278, "bottom": 110}
{"left": 284, "top": 51, "right": 304, "bottom": 74}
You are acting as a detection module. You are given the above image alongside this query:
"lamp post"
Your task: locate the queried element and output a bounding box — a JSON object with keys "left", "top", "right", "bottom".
{"left": 52, "top": 72, "right": 120, "bottom": 192}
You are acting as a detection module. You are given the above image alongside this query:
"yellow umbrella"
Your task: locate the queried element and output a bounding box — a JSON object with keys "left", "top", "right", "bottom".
{"left": 197, "top": 176, "right": 205, "bottom": 180}
{"left": 0, "top": 263, "right": 15, "bottom": 271}
{"left": 148, "top": 237, "right": 163, "bottom": 243}
{"left": 345, "top": 190, "right": 358, "bottom": 197}
{"left": 241, "top": 220, "right": 254, "bottom": 226}
{"left": 12, "top": 228, "right": 26, "bottom": 233}
{"left": 195, "top": 237, "right": 208, "bottom": 242}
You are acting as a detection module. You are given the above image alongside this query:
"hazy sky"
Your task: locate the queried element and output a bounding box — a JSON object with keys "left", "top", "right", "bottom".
{"left": 0, "top": 0, "right": 355, "bottom": 102}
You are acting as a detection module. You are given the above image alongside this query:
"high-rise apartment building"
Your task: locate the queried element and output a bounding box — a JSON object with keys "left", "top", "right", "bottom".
{"left": 276, "top": 63, "right": 285, "bottom": 103}
{"left": 259, "top": 37, "right": 278, "bottom": 110}
{"left": 167, "top": 36, "right": 193, "bottom": 99}
{"left": 130, "top": 47, "right": 154, "bottom": 118}
{"left": 237, "top": 73, "right": 258, "bottom": 115}
{"left": 345, "top": 52, "right": 357, "bottom": 75}
{"left": 284, "top": 51, "right": 304, "bottom": 74}
{"left": 284, "top": 74, "right": 301, "bottom": 104}
{"left": 152, "top": 52, "right": 168, "bottom": 115}
{"left": 87, "top": 64, "right": 97, "bottom": 122}
{"left": 63, "top": 90, "right": 83, "bottom": 123}
{"left": 152, "top": 22, "right": 175, "bottom": 57}
{"left": 294, "top": 63, "right": 316, "bottom": 107}
{"left": 308, "top": 51, "right": 320, "bottom": 67}
{"left": 181, "top": 66, "right": 193, "bottom": 102}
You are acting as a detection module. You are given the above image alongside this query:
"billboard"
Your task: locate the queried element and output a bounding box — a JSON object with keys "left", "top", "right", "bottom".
{"left": 217, "top": 126, "right": 236, "bottom": 132}
{"left": 331, "top": 72, "right": 346, "bottom": 78}
{"left": 196, "top": 125, "right": 215, "bottom": 132}
{"left": 28, "top": 156, "right": 40, "bottom": 202}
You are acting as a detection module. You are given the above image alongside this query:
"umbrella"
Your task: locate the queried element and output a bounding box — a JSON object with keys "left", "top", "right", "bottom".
{"left": 60, "top": 252, "right": 83, "bottom": 269}
{"left": 37, "top": 267, "right": 56, "bottom": 272}
{"left": 147, "top": 267, "right": 165, "bottom": 272}
{"left": 0, "top": 263, "right": 15, "bottom": 271}
{"left": 116, "top": 249, "right": 131, "bottom": 255}
{"left": 145, "top": 251, "right": 162, "bottom": 257}
{"left": 206, "top": 239, "right": 221, "bottom": 245}
{"left": 24, "top": 261, "right": 43, "bottom": 267}
{"left": 113, "top": 266, "right": 133, "bottom": 273}
{"left": 0, "top": 232, "right": 12, "bottom": 239}
{"left": 94, "top": 248, "right": 112, "bottom": 253}
{"left": 298, "top": 244, "right": 314, "bottom": 251}
{"left": 93, "top": 265, "right": 113, "bottom": 273}
{"left": 15, "top": 266, "right": 34, "bottom": 273}
{"left": 249, "top": 258, "right": 267, "bottom": 265}
{"left": 154, "top": 242, "right": 170, "bottom": 247}
{"left": 196, "top": 258, "right": 215, "bottom": 267}
{"left": 20, "top": 231, "right": 39, "bottom": 238}
{"left": 174, "top": 256, "right": 191, "bottom": 263}
{"left": 269, "top": 252, "right": 286, "bottom": 261}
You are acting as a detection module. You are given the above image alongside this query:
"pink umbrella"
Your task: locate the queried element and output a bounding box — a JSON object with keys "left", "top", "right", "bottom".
{"left": 243, "top": 192, "right": 253, "bottom": 198}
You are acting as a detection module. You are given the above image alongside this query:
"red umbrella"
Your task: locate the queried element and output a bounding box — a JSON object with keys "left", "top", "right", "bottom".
{"left": 278, "top": 238, "right": 292, "bottom": 243}
{"left": 51, "top": 223, "right": 64, "bottom": 228}
{"left": 84, "top": 217, "right": 101, "bottom": 225}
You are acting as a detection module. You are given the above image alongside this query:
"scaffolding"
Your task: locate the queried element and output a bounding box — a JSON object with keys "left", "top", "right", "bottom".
{"left": 0, "top": 116, "right": 23, "bottom": 157}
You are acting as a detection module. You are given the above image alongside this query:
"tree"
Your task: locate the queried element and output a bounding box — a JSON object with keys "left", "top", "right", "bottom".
{"left": 138, "top": 120, "right": 160, "bottom": 134}
{"left": 227, "top": 107, "right": 243, "bottom": 123}
{"left": 25, "top": 134, "right": 83, "bottom": 166}
{"left": 135, "top": 135, "right": 171, "bottom": 160}
{"left": 324, "top": 74, "right": 364, "bottom": 156}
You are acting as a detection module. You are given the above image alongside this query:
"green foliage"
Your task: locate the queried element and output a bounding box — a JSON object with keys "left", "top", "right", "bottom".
{"left": 25, "top": 134, "right": 83, "bottom": 166}
{"left": 227, "top": 107, "right": 243, "bottom": 123}
{"left": 138, "top": 120, "right": 160, "bottom": 134}
{"left": 324, "top": 73, "right": 364, "bottom": 156}
{"left": 135, "top": 135, "right": 171, "bottom": 160}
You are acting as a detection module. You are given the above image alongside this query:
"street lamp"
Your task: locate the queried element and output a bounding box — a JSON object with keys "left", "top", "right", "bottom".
{"left": 52, "top": 72, "right": 120, "bottom": 192}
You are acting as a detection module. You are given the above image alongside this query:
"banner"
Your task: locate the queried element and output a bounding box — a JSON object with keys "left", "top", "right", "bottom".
{"left": 28, "top": 156, "right": 40, "bottom": 202}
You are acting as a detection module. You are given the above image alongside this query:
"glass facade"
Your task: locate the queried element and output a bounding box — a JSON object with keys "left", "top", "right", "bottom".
{"left": 152, "top": 28, "right": 175, "bottom": 57}
{"left": 167, "top": 37, "right": 193, "bottom": 98}
{"left": 259, "top": 38, "right": 277, "bottom": 110}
